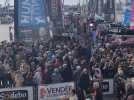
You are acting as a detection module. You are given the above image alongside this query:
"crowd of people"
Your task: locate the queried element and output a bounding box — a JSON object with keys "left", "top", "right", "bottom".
{"left": 0, "top": 33, "right": 133, "bottom": 100}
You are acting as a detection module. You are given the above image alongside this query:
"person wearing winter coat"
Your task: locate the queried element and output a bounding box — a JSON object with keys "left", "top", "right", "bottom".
{"left": 14, "top": 71, "right": 24, "bottom": 87}
{"left": 69, "top": 89, "right": 78, "bottom": 100}
{"left": 114, "top": 69, "right": 126, "bottom": 100}
{"left": 60, "top": 63, "right": 73, "bottom": 82}
{"left": 79, "top": 68, "right": 90, "bottom": 92}
{"left": 33, "top": 67, "right": 42, "bottom": 85}
{"left": 51, "top": 68, "right": 63, "bottom": 83}
{"left": 41, "top": 67, "right": 52, "bottom": 84}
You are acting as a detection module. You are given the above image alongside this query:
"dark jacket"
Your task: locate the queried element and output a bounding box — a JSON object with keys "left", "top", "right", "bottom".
{"left": 79, "top": 72, "right": 90, "bottom": 90}
{"left": 96, "top": 88, "right": 103, "bottom": 100}
{"left": 60, "top": 65, "right": 73, "bottom": 82}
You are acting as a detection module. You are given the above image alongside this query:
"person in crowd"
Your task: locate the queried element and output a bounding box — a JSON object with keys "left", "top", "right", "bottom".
{"left": 126, "top": 79, "right": 134, "bottom": 100}
{"left": 73, "top": 66, "right": 81, "bottom": 89}
{"left": 114, "top": 69, "right": 126, "bottom": 100}
{"left": 92, "top": 81, "right": 103, "bottom": 100}
{"left": 19, "top": 61, "right": 30, "bottom": 75}
{"left": 60, "top": 63, "right": 73, "bottom": 82}
{"left": 79, "top": 68, "right": 90, "bottom": 93}
{"left": 23, "top": 71, "right": 34, "bottom": 86}
{"left": 0, "top": 33, "right": 133, "bottom": 100}
{"left": 41, "top": 66, "right": 52, "bottom": 84}
{"left": 51, "top": 68, "right": 63, "bottom": 83}
{"left": 33, "top": 67, "right": 42, "bottom": 85}
{"left": 14, "top": 71, "right": 24, "bottom": 87}
{"left": 93, "top": 65, "right": 103, "bottom": 81}
{"left": 69, "top": 89, "right": 78, "bottom": 100}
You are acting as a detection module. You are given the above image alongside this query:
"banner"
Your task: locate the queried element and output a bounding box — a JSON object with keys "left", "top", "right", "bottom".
{"left": 102, "top": 79, "right": 113, "bottom": 95}
{"left": 0, "top": 87, "right": 33, "bottom": 100}
{"left": 16, "top": 0, "right": 49, "bottom": 42}
{"left": 38, "top": 82, "right": 74, "bottom": 100}
{"left": 19, "top": 28, "right": 33, "bottom": 43}
{"left": 18, "top": 0, "right": 47, "bottom": 27}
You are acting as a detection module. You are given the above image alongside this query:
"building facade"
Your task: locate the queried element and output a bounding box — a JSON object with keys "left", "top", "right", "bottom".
{"left": 88, "top": 0, "right": 115, "bottom": 21}
{"left": 46, "top": 0, "right": 63, "bottom": 35}
{"left": 103, "top": 0, "right": 115, "bottom": 21}
{"left": 115, "top": 0, "right": 128, "bottom": 23}
{"left": 0, "top": 5, "right": 14, "bottom": 24}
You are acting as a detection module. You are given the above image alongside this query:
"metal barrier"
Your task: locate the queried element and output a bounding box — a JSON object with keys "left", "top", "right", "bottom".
{"left": 0, "top": 82, "right": 74, "bottom": 100}
{"left": 0, "top": 80, "right": 114, "bottom": 100}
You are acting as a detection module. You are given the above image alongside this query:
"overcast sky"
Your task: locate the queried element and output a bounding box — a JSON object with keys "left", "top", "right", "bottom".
{"left": 0, "top": 0, "right": 79, "bottom": 6}
{"left": 0, "top": 0, "right": 14, "bottom": 5}
{"left": 0, "top": 0, "right": 127, "bottom": 6}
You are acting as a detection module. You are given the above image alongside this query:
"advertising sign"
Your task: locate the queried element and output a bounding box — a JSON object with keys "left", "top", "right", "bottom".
{"left": 16, "top": 0, "right": 49, "bottom": 43}
{"left": 38, "top": 82, "right": 74, "bottom": 100}
{"left": 102, "top": 79, "right": 113, "bottom": 95}
{"left": 18, "top": 0, "right": 47, "bottom": 27}
{"left": 0, "top": 87, "right": 33, "bottom": 100}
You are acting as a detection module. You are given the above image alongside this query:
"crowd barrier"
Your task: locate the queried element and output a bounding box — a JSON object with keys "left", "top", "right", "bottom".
{"left": 0, "top": 82, "right": 74, "bottom": 100}
{"left": 0, "top": 87, "right": 33, "bottom": 100}
{"left": 0, "top": 80, "right": 114, "bottom": 100}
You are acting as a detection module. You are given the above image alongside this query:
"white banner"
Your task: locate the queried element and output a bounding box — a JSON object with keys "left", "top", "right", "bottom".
{"left": 102, "top": 79, "right": 113, "bottom": 95}
{"left": 0, "top": 87, "right": 33, "bottom": 100}
{"left": 38, "top": 82, "right": 74, "bottom": 100}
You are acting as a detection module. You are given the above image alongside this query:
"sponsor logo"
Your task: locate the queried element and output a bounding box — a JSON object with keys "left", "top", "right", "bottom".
{"left": 0, "top": 90, "right": 28, "bottom": 100}
{"left": 40, "top": 86, "right": 72, "bottom": 97}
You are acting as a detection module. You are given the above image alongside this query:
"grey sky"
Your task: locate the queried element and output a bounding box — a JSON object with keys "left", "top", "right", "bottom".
{"left": 64, "top": 0, "right": 79, "bottom": 5}
{"left": 0, "top": 0, "right": 79, "bottom": 5}
{"left": 0, "top": 0, "right": 14, "bottom": 5}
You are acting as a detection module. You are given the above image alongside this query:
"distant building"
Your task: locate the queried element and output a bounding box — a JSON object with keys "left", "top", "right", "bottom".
{"left": 115, "top": 0, "right": 128, "bottom": 23}
{"left": 88, "top": 0, "right": 115, "bottom": 21}
{"left": 63, "top": 5, "right": 80, "bottom": 25}
{"left": 0, "top": 5, "right": 14, "bottom": 24}
{"left": 103, "top": 0, "right": 115, "bottom": 21}
{"left": 63, "top": 5, "right": 81, "bottom": 33}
